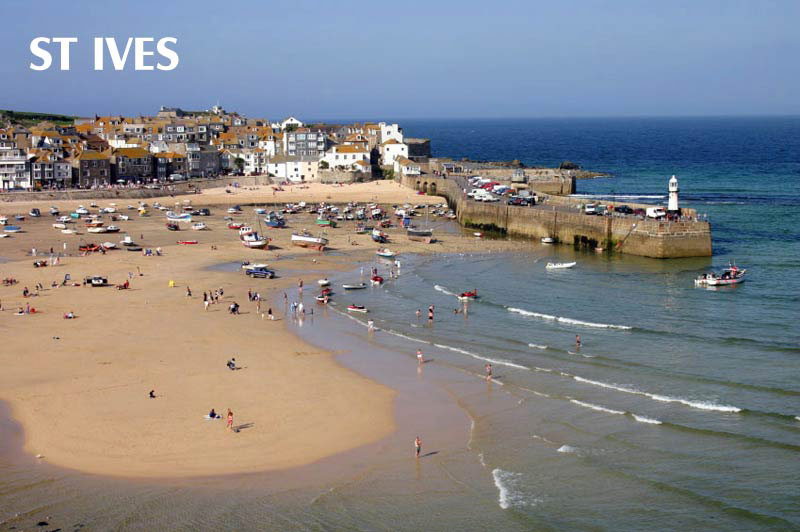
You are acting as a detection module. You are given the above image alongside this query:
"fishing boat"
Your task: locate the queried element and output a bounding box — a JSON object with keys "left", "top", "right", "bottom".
{"left": 177, "top": 240, "right": 199, "bottom": 245}
{"left": 546, "top": 262, "right": 576, "bottom": 270}
{"left": 105, "top": 225, "right": 120, "bottom": 233}
{"left": 87, "top": 226, "right": 108, "bottom": 233}
{"left": 371, "top": 229, "right": 388, "bottom": 243}
{"left": 191, "top": 222, "right": 208, "bottom": 231}
{"left": 166, "top": 222, "right": 180, "bottom": 231}
{"left": 237, "top": 226, "right": 253, "bottom": 235}
{"left": 376, "top": 248, "right": 396, "bottom": 258}
{"left": 52, "top": 223, "right": 66, "bottom": 229}
{"left": 370, "top": 275, "right": 384, "bottom": 285}
{"left": 695, "top": 263, "right": 746, "bottom": 286}
{"left": 241, "top": 231, "right": 270, "bottom": 249}
{"left": 291, "top": 231, "right": 328, "bottom": 251}
{"left": 407, "top": 227, "right": 433, "bottom": 243}
{"left": 458, "top": 289, "right": 478, "bottom": 301}
{"left": 342, "top": 283, "right": 367, "bottom": 290}
{"left": 318, "top": 278, "right": 331, "bottom": 286}
{"left": 3, "top": 225, "right": 22, "bottom": 233}
{"left": 166, "top": 211, "right": 192, "bottom": 223}
{"left": 541, "top": 237, "right": 555, "bottom": 244}
{"left": 347, "top": 304, "right": 368, "bottom": 313}
{"left": 264, "top": 214, "right": 285, "bottom": 229}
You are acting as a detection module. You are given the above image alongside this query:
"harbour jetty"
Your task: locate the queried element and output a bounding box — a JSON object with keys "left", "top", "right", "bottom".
{"left": 399, "top": 173, "right": 712, "bottom": 258}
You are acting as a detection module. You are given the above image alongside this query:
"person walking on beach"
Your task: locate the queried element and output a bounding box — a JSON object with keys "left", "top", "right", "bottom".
{"left": 298, "top": 279, "right": 303, "bottom": 293}
{"left": 417, "top": 349, "right": 424, "bottom": 364}
{"left": 415, "top": 436, "right": 422, "bottom": 457}
{"left": 226, "top": 409, "right": 234, "bottom": 432}
{"left": 186, "top": 286, "right": 192, "bottom": 297}
{"left": 268, "top": 307, "right": 274, "bottom": 320}
{"left": 485, "top": 363, "right": 493, "bottom": 382}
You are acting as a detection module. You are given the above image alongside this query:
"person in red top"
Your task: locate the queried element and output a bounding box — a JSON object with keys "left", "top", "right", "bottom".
{"left": 226, "top": 409, "right": 234, "bottom": 432}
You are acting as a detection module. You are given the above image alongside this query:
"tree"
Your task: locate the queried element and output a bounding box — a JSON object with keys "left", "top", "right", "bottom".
{"left": 285, "top": 124, "right": 298, "bottom": 132}
{"left": 319, "top": 160, "right": 329, "bottom": 169}
{"left": 559, "top": 161, "right": 580, "bottom": 170}
{"left": 383, "top": 168, "right": 395, "bottom": 180}
{"left": 234, "top": 157, "right": 245, "bottom": 173}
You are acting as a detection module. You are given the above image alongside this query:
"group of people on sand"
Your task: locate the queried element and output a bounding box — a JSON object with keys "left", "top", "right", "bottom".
{"left": 202, "top": 288, "right": 224, "bottom": 310}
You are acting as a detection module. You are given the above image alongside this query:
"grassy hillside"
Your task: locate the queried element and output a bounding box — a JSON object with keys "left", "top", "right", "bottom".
{"left": 1, "top": 109, "right": 77, "bottom": 127}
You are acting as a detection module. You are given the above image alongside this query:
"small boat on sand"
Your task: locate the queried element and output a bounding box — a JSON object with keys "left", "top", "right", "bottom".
{"left": 105, "top": 225, "right": 120, "bottom": 233}
{"left": 61, "top": 229, "right": 76, "bottom": 234}
{"left": 191, "top": 222, "right": 208, "bottom": 231}
{"left": 166, "top": 222, "right": 180, "bottom": 231}
{"left": 241, "top": 231, "right": 270, "bottom": 249}
{"left": 227, "top": 222, "right": 244, "bottom": 230}
{"left": 3, "top": 225, "right": 22, "bottom": 233}
{"left": 376, "top": 248, "right": 395, "bottom": 258}
{"left": 371, "top": 229, "right": 388, "bottom": 243}
{"left": 407, "top": 227, "right": 433, "bottom": 243}
{"left": 291, "top": 232, "right": 328, "bottom": 251}
{"left": 546, "top": 262, "right": 576, "bottom": 270}
{"left": 318, "top": 278, "right": 331, "bottom": 286}
{"left": 347, "top": 304, "right": 368, "bottom": 313}
{"left": 343, "top": 283, "right": 367, "bottom": 290}
{"left": 52, "top": 223, "right": 66, "bottom": 229}
{"left": 166, "top": 211, "right": 192, "bottom": 222}
{"left": 101, "top": 242, "right": 117, "bottom": 250}
{"left": 177, "top": 240, "right": 199, "bottom": 245}
{"left": 241, "top": 262, "right": 270, "bottom": 270}
{"left": 87, "top": 226, "right": 108, "bottom": 233}
{"left": 541, "top": 237, "right": 555, "bottom": 244}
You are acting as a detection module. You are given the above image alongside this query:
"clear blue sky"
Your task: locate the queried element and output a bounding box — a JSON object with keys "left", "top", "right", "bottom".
{"left": 1, "top": 0, "right": 798, "bottom": 119}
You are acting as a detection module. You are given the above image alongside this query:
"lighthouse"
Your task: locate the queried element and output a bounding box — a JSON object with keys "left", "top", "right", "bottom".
{"left": 668, "top": 174, "right": 679, "bottom": 213}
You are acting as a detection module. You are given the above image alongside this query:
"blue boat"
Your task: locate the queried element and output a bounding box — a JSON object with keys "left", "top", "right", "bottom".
{"left": 3, "top": 225, "right": 22, "bottom": 233}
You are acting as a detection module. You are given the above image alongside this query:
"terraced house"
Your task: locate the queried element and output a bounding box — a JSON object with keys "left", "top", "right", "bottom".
{"left": 29, "top": 150, "right": 72, "bottom": 189}
{"left": 74, "top": 150, "right": 111, "bottom": 187}
{"left": 113, "top": 147, "right": 153, "bottom": 182}
{"left": 154, "top": 152, "right": 187, "bottom": 180}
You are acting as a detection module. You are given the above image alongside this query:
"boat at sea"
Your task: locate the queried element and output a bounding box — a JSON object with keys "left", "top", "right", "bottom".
{"left": 166, "top": 211, "right": 192, "bottom": 223}
{"left": 695, "top": 263, "right": 746, "bottom": 286}
{"left": 546, "top": 261, "right": 576, "bottom": 270}
{"left": 291, "top": 231, "right": 328, "bottom": 251}
{"left": 241, "top": 231, "right": 270, "bottom": 249}
{"left": 407, "top": 227, "right": 433, "bottom": 243}
{"left": 347, "top": 304, "right": 368, "bottom": 313}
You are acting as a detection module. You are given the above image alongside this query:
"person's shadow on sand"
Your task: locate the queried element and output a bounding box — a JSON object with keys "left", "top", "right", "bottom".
{"left": 233, "top": 422, "right": 254, "bottom": 433}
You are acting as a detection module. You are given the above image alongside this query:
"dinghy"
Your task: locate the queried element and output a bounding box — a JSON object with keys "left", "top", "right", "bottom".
{"left": 52, "top": 223, "right": 66, "bottom": 229}
{"left": 318, "top": 278, "right": 331, "bottom": 286}
{"left": 191, "top": 222, "right": 208, "bottom": 231}
{"left": 342, "top": 283, "right": 367, "bottom": 290}
{"left": 376, "top": 248, "right": 395, "bottom": 258}
{"left": 545, "top": 262, "right": 576, "bottom": 270}
{"left": 347, "top": 304, "right": 368, "bottom": 313}
{"left": 3, "top": 225, "right": 22, "bottom": 233}
{"left": 541, "top": 237, "right": 555, "bottom": 244}
{"left": 291, "top": 232, "right": 328, "bottom": 251}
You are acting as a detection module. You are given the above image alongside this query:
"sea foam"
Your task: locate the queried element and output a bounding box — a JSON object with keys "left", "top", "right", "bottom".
{"left": 492, "top": 469, "right": 535, "bottom": 509}
{"left": 434, "top": 284, "right": 457, "bottom": 296}
{"left": 569, "top": 399, "right": 625, "bottom": 415}
{"left": 433, "top": 343, "right": 529, "bottom": 370}
{"left": 508, "top": 307, "right": 632, "bottom": 330}
{"left": 572, "top": 376, "right": 742, "bottom": 413}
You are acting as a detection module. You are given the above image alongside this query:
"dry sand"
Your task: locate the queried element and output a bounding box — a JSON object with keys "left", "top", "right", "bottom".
{"left": 0, "top": 183, "right": 525, "bottom": 478}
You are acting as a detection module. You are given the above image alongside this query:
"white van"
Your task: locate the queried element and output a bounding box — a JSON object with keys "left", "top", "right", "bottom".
{"left": 646, "top": 207, "right": 667, "bottom": 219}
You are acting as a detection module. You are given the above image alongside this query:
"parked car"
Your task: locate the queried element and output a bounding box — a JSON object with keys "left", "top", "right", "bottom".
{"left": 507, "top": 197, "right": 531, "bottom": 206}
{"left": 614, "top": 205, "right": 634, "bottom": 214}
{"left": 584, "top": 203, "right": 598, "bottom": 215}
{"left": 646, "top": 207, "right": 667, "bottom": 219}
{"left": 245, "top": 267, "right": 275, "bottom": 279}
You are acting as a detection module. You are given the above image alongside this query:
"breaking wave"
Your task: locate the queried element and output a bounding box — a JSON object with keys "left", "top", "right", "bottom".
{"left": 569, "top": 399, "right": 625, "bottom": 415}
{"left": 508, "top": 307, "right": 632, "bottom": 330}
{"left": 492, "top": 469, "right": 536, "bottom": 509}
{"left": 433, "top": 343, "right": 529, "bottom": 370}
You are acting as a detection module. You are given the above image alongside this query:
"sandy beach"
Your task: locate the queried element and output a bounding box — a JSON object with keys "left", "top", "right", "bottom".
{"left": 0, "top": 182, "right": 523, "bottom": 478}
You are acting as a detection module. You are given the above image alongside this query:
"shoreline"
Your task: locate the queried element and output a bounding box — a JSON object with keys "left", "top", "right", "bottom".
{"left": 0, "top": 183, "right": 531, "bottom": 480}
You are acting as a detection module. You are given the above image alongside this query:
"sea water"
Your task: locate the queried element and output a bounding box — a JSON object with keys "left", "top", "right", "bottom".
{"left": 1, "top": 117, "right": 798, "bottom": 530}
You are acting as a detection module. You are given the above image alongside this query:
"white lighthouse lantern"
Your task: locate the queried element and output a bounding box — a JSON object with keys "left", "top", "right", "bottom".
{"left": 668, "top": 175, "right": 679, "bottom": 212}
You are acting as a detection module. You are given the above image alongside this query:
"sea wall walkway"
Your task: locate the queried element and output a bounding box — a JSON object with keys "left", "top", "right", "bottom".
{"left": 401, "top": 174, "right": 712, "bottom": 258}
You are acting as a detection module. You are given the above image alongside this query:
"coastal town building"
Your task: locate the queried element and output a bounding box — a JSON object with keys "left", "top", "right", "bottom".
{"left": 113, "top": 147, "right": 153, "bottom": 182}
{"left": 0, "top": 145, "right": 29, "bottom": 189}
{"left": 321, "top": 144, "right": 370, "bottom": 171}
{"left": 394, "top": 156, "right": 421, "bottom": 176}
{"left": 74, "top": 151, "right": 111, "bottom": 187}
{"left": 29, "top": 151, "right": 72, "bottom": 188}
{"left": 379, "top": 138, "right": 409, "bottom": 166}
{"left": 267, "top": 155, "right": 319, "bottom": 182}
{"left": 284, "top": 128, "right": 325, "bottom": 157}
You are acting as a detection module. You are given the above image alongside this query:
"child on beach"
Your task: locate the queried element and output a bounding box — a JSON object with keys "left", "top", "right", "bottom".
{"left": 415, "top": 436, "right": 422, "bottom": 457}
{"left": 226, "top": 409, "right": 234, "bottom": 432}
{"left": 417, "top": 349, "right": 423, "bottom": 364}
{"left": 485, "top": 363, "right": 493, "bottom": 381}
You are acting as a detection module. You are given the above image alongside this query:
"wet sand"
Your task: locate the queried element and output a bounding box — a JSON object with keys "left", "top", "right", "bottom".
{"left": 0, "top": 185, "right": 524, "bottom": 478}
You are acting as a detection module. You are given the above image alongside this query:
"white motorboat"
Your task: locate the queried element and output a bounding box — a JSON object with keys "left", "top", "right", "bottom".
{"left": 347, "top": 304, "right": 368, "bottom": 313}
{"left": 546, "top": 261, "right": 576, "bottom": 269}
{"left": 101, "top": 242, "right": 117, "bottom": 250}
{"left": 49, "top": 206, "right": 60, "bottom": 215}
{"left": 118, "top": 214, "right": 129, "bottom": 221}
{"left": 103, "top": 206, "right": 117, "bottom": 213}
{"left": 105, "top": 225, "right": 120, "bottom": 233}
{"left": 291, "top": 232, "right": 328, "bottom": 251}
{"left": 191, "top": 222, "right": 208, "bottom": 231}
{"left": 227, "top": 206, "right": 242, "bottom": 214}
{"left": 75, "top": 206, "right": 89, "bottom": 215}
{"left": 318, "top": 278, "right": 331, "bottom": 286}
{"left": 120, "top": 235, "right": 136, "bottom": 246}
{"left": 57, "top": 216, "right": 71, "bottom": 223}
{"left": 52, "top": 223, "right": 67, "bottom": 229}
{"left": 0, "top": 233, "right": 8, "bottom": 238}
{"left": 166, "top": 211, "right": 192, "bottom": 223}
{"left": 695, "top": 264, "right": 746, "bottom": 286}
{"left": 241, "top": 262, "right": 270, "bottom": 270}
{"left": 87, "top": 226, "right": 108, "bottom": 233}
{"left": 61, "top": 229, "right": 76, "bottom": 234}
{"left": 541, "top": 237, "right": 555, "bottom": 244}
{"left": 342, "top": 283, "right": 367, "bottom": 290}
{"left": 241, "top": 231, "right": 270, "bottom": 249}
{"left": 376, "top": 248, "right": 396, "bottom": 258}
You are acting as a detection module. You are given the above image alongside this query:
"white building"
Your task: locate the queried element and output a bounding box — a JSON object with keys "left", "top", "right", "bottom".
{"left": 257, "top": 134, "right": 280, "bottom": 158}
{"left": 668, "top": 175, "right": 679, "bottom": 212}
{"left": 241, "top": 148, "right": 269, "bottom": 175}
{"left": 0, "top": 146, "right": 29, "bottom": 189}
{"left": 321, "top": 144, "right": 370, "bottom": 170}
{"left": 379, "top": 122, "right": 403, "bottom": 143}
{"left": 394, "top": 156, "right": 421, "bottom": 176}
{"left": 379, "top": 139, "right": 408, "bottom": 166}
{"left": 272, "top": 116, "right": 304, "bottom": 131}
{"left": 267, "top": 155, "right": 319, "bottom": 183}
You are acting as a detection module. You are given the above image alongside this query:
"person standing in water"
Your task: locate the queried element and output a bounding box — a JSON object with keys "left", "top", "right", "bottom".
{"left": 575, "top": 335, "right": 581, "bottom": 349}
{"left": 415, "top": 436, "right": 422, "bottom": 457}
{"left": 417, "top": 349, "right": 424, "bottom": 364}
{"left": 485, "top": 363, "right": 493, "bottom": 381}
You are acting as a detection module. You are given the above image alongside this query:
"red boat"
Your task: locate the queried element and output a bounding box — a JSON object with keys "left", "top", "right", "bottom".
{"left": 166, "top": 222, "right": 179, "bottom": 231}
{"left": 371, "top": 275, "right": 384, "bottom": 284}
{"left": 458, "top": 289, "right": 478, "bottom": 300}
{"left": 228, "top": 222, "right": 243, "bottom": 230}
{"left": 79, "top": 243, "right": 100, "bottom": 252}
{"left": 320, "top": 287, "right": 332, "bottom": 296}
{"left": 177, "top": 240, "right": 198, "bottom": 245}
